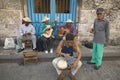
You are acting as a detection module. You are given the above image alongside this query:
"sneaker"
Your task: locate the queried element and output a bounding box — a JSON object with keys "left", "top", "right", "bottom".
{"left": 50, "top": 49, "right": 53, "bottom": 53}
{"left": 33, "top": 48, "right": 37, "bottom": 51}
{"left": 68, "top": 72, "right": 76, "bottom": 80}
{"left": 57, "top": 72, "right": 64, "bottom": 80}
{"left": 45, "top": 50, "right": 48, "bottom": 54}
{"left": 17, "top": 48, "right": 24, "bottom": 53}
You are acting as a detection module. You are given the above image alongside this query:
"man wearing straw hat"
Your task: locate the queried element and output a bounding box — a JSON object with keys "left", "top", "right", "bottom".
{"left": 39, "top": 16, "right": 54, "bottom": 54}
{"left": 39, "top": 16, "right": 59, "bottom": 54}
{"left": 58, "top": 19, "right": 77, "bottom": 37}
{"left": 17, "top": 17, "right": 36, "bottom": 52}
{"left": 52, "top": 33, "right": 82, "bottom": 80}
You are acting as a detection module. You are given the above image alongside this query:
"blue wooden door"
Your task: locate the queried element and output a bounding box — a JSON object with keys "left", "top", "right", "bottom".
{"left": 27, "top": 0, "right": 77, "bottom": 37}
{"left": 27, "top": 0, "right": 76, "bottom": 23}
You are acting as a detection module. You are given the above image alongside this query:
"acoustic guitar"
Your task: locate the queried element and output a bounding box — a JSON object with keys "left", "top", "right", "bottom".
{"left": 42, "top": 25, "right": 53, "bottom": 38}
{"left": 42, "top": 17, "right": 59, "bottom": 38}
{"left": 58, "top": 26, "right": 70, "bottom": 37}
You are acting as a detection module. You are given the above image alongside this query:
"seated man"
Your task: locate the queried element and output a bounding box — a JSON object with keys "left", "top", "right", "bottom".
{"left": 58, "top": 19, "right": 77, "bottom": 40}
{"left": 39, "top": 16, "right": 53, "bottom": 54}
{"left": 38, "top": 16, "right": 58, "bottom": 53}
{"left": 52, "top": 33, "right": 82, "bottom": 80}
{"left": 17, "top": 17, "right": 36, "bottom": 52}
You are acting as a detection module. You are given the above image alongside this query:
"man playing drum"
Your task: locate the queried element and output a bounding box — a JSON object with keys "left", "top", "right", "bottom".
{"left": 52, "top": 33, "right": 82, "bottom": 80}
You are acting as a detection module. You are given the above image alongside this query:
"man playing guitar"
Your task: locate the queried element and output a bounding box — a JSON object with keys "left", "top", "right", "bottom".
{"left": 58, "top": 19, "right": 77, "bottom": 40}
{"left": 39, "top": 16, "right": 59, "bottom": 54}
{"left": 42, "top": 25, "right": 53, "bottom": 38}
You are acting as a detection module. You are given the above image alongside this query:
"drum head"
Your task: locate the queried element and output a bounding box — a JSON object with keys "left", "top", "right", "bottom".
{"left": 57, "top": 59, "right": 68, "bottom": 70}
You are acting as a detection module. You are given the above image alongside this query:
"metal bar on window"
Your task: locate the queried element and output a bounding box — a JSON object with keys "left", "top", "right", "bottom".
{"left": 68, "top": 0, "right": 70, "bottom": 13}
{"left": 61, "top": 0, "right": 63, "bottom": 13}
{"left": 64, "top": 0, "right": 66, "bottom": 12}
{"left": 56, "top": 0, "right": 58, "bottom": 12}
{"left": 40, "top": 0, "right": 42, "bottom": 13}
{"left": 47, "top": 0, "right": 48, "bottom": 13}
{"left": 45, "top": 0, "right": 46, "bottom": 13}
{"left": 42, "top": 0, "right": 43, "bottom": 13}
{"left": 48, "top": 0, "right": 50, "bottom": 13}
{"left": 66, "top": 0, "right": 68, "bottom": 10}
{"left": 62, "top": 0, "right": 64, "bottom": 13}
{"left": 46, "top": 0, "right": 47, "bottom": 13}
{"left": 38, "top": 1, "right": 40, "bottom": 13}
{"left": 43, "top": 0, "right": 45, "bottom": 13}
{"left": 61, "top": 0, "right": 62, "bottom": 13}
{"left": 59, "top": 0, "right": 61, "bottom": 13}
{"left": 49, "top": 0, "right": 50, "bottom": 13}
{"left": 66, "top": 0, "right": 67, "bottom": 13}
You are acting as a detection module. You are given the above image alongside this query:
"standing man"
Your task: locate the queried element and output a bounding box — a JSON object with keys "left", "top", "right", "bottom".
{"left": 87, "top": 8, "right": 110, "bottom": 70}
{"left": 17, "top": 17, "right": 36, "bottom": 52}
{"left": 52, "top": 33, "right": 82, "bottom": 80}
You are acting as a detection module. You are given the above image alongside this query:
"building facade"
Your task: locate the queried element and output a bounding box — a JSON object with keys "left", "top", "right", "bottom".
{"left": 0, "top": 0, "right": 120, "bottom": 45}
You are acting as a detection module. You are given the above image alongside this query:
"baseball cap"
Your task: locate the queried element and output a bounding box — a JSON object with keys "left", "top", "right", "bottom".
{"left": 96, "top": 8, "right": 104, "bottom": 14}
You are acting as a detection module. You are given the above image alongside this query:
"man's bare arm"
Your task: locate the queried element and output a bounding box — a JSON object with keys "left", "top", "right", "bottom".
{"left": 55, "top": 40, "right": 63, "bottom": 56}
{"left": 74, "top": 40, "right": 82, "bottom": 61}
{"left": 71, "top": 40, "right": 82, "bottom": 69}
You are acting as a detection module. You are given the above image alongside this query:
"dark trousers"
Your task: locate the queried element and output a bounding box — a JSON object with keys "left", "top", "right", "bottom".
{"left": 36, "top": 38, "right": 44, "bottom": 51}
{"left": 41, "top": 36, "right": 53, "bottom": 51}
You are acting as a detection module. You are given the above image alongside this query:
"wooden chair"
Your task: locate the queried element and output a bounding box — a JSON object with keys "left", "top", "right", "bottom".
{"left": 23, "top": 51, "right": 39, "bottom": 64}
{"left": 23, "top": 40, "right": 32, "bottom": 48}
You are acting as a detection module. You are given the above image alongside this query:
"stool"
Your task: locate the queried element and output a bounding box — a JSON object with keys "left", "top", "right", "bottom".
{"left": 23, "top": 40, "right": 32, "bottom": 48}
{"left": 23, "top": 51, "right": 39, "bottom": 64}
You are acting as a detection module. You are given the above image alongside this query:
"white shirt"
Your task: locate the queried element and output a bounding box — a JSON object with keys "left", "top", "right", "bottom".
{"left": 19, "top": 24, "right": 36, "bottom": 36}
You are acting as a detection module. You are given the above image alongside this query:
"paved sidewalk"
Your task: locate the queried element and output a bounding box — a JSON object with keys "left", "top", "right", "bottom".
{"left": 0, "top": 61, "right": 120, "bottom": 80}
{"left": 0, "top": 46, "right": 120, "bottom": 80}
{"left": 0, "top": 45, "right": 120, "bottom": 60}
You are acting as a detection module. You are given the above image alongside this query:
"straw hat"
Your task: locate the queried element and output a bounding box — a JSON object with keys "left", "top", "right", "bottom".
{"left": 42, "top": 16, "right": 50, "bottom": 22}
{"left": 66, "top": 19, "right": 73, "bottom": 23}
{"left": 57, "top": 59, "right": 68, "bottom": 69}
{"left": 23, "top": 17, "right": 31, "bottom": 22}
